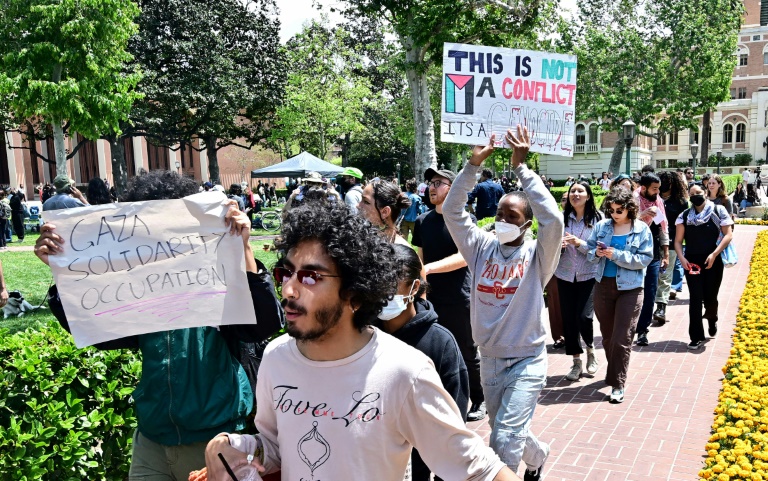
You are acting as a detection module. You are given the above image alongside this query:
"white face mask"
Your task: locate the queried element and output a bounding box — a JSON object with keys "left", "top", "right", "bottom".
{"left": 495, "top": 220, "right": 530, "bottom": 244}
{"left": 379, "top": 281, "right": 417, "bottom": 321}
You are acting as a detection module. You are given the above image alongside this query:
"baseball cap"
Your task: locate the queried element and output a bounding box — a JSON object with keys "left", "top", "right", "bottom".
{"left": 203, "top": 181, "right": 213, "bottom": 188}
{"left": 424, "top": 167, "right": 457, "bottom": 184}
{"left": 53, "top": 175, "right": 75, "bottom": 193}
{"left": 212, "top": 184, "right": 226, "bottom": 193}
{"left": 303, "top": 171, "right": 324, "bottom": 184}
{"left": 340, "top": 167, "right": 363, "bottom": 179}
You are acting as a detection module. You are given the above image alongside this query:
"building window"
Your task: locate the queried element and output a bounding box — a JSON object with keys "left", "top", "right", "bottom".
{"left": 730, "top": 88, "right": 736, "bottom": 99}
{"left": 738, "top": 87, "right": 747, "bottom": 99}
{"left": 723, "top": 124, "right": 733, "bottom": 144}
{"left": 588, "top": 124, "right": 598, "bottom": 144}
{"left": 691, "top": 130, "right": 699, "bottom": 144}
{"left": 669, "top": 130, "right": 678, "bottom": 145}
{"left": 575, "top": 125, "right": 585, "bottom": 145}
{"left": 755, "top": 35, "right": 762, "bottom": 41}
{"left": 764, "top": 52, "right": 768, "bottom": 64}
{"left": 658, "top": 132, "right": 666, "bottom": 146}
{"left": 740, "top": 53, "right": 748, "bottom": 66}
{"left": 736, "top": 123, "right": 746, "bottom": 143}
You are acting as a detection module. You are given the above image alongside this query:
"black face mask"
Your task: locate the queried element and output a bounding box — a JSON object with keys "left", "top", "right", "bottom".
{"left": 690, "top": 194, "right": 706, "bottom": 206}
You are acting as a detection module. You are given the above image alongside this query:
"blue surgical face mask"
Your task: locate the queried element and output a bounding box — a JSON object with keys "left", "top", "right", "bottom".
{"left": 378, "top": 280, "right": 417, "bottom": 321}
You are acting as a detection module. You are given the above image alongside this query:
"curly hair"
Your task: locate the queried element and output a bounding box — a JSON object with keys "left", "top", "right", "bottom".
{"left": 658, "top": 170, "right": 688, "bottom": 204}
{"left": 276, "top": 198, "right": 399, "bottom": 331}
{"left": 86, "top": 177, "right": 113, "bottom": 205}
{"left": 604, "top": 187, "right": 639, "bottom": 221}
{"left": 122, "top": 169, "right": 199, "bottom": 202}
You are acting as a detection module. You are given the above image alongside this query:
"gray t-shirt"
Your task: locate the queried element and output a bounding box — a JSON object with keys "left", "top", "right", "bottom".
{"left": 43, "top": 194, "right": 86, "bottom": 212}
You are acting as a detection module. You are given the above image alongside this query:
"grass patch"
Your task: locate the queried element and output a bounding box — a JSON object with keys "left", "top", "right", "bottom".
{"left": 1, "top": 251, "right": 56, "bottom": 334}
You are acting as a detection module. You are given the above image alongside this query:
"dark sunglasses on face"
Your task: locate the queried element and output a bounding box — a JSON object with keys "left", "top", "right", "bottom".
{"left": 606, "top": 208, "right": 625, "bottom": 215}
{"left": 273, "top": 267, "right": 341, "bottom": 286}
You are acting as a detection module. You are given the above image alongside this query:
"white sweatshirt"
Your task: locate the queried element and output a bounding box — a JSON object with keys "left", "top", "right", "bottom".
{"left": 228, "top": 329, "right": 505, "bottom": 481}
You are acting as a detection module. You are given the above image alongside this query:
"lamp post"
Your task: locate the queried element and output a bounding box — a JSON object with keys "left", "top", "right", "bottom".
{"left": 395, "top": 162, "right": 401, "bottom": 187}
{"left": 175, "top": 161, "right": 181, "bottom": 173}
{"left": 762, "top": 136, "right": 768, "bottom": 163}
{"left": 690, "top": 142, "right": 699, "bottom": 175}
{"left": 622, "top": 120, "right": 636, "bottom": 176}
{"left": 716, "top": 151, "right": 722, "bottom": 175}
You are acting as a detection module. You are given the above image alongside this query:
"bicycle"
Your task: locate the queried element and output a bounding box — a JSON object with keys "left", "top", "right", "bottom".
{"left": 252, "top": 210, "right": 281, "bottom": 232}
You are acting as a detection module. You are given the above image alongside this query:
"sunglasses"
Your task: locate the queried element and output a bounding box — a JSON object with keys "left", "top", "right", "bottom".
{"left": 686, "top": 263, "right": 701, "bottom": 275}
{"left": 272, "top": 267, "right": 341, "bottom": 286}
{"left": 428, "top": 180, "right": 450, "bottom": 188}
{"left": 606, "top": 208, "right": 625, "bottom": 215}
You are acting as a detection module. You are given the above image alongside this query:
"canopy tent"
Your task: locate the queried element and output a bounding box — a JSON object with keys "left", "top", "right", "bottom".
{"left": 250, "top": 151, "right": 344, "bottom": 179}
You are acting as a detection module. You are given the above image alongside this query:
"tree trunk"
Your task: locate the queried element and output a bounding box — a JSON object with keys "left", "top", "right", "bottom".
{"left": 52, "top": 120, "right": 68, "bottom": 176}
{"left": 700, "top": 110, "right": 710, "bottom": 167}
{"left": 403, "top": 35, "right": 437, "bottom": 176}
{"left": 341, "top": 132, "right": 351, "bottom": 167}
{"left": 608, "top": 137, "right": 625, "bottom": 176}
{"left": 206, "top": 135, "right": 220, "bottom": 184}
{"left": 108, "top": 133, "right": 128, "bottom": 199}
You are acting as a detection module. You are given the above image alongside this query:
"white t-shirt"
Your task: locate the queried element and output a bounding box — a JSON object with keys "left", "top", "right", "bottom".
{"left": 417, "top": 182, "right": 428, "bottom": 196}
{"left": 230, "top": 330, "right": 504, "bottom": 481}
{"left": 599, "top": 178, "right": 612, "bottom": 190}
{"left": 743, "top": 170, "right": 751, "bottom": 183}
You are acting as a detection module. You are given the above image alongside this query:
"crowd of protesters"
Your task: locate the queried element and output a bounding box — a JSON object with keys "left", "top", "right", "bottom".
{"left": 26, "top": 128, "right": 754, "bottom": 481}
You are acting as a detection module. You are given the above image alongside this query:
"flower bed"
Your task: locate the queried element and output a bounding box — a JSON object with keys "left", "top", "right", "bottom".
{"left": 699, "top": 230, "right": 768, "bottom": 481}
{"left": 735, "top": 219, "right": 768, "bottom": 226}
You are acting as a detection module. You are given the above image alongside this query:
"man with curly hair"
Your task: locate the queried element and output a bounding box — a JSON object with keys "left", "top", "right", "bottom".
{"left": 442, "top": 126, "right": 564, "bottom": 481}
{"left": 204, "top": 199, "right": 523, "bottom": 481}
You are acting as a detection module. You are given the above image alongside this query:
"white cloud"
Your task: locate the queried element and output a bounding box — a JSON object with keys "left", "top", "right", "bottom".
{"left": 278, "top": 0, "right": 345, "bottom": 43}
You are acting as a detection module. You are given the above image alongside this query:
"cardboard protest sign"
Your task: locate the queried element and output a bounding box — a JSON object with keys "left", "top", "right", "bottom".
{"left": 44, "top": 192, "right": 257, "bottom": 347}
{"left": 441, "top": 43, "right": 577, "bottom": 157}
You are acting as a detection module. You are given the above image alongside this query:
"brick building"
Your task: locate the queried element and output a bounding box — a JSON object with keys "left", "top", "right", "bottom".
{"left": 541, "top": 0, "right": 768, "bottom": 179}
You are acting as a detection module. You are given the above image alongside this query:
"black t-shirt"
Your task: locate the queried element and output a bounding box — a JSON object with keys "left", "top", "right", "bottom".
{"left": 9, "top": 192, "right": 24, "bottom": 212}
{"left": 412, "top": 209, "right": 476, "bottom": 304}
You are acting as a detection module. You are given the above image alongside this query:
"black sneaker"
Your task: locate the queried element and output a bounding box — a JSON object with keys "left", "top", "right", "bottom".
{"left": 688, "top": 340, "right": 703, "bottom": 350}
{"left": 708, "top": 320, "right": 718, "bottom": 338}
{"left": 467, "top": 401, "right": 486, "bottom": 422}
{"left": 636, "top": 333, "right": 649, "bottom": 346}
{"left": 523, "top": 451, "right": 549, "bottom": 481}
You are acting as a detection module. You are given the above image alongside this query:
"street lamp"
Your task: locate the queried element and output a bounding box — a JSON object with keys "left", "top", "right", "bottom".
{"left": 762, "top": 137, "right": 768, "bottom": 164}
{"left": 622, "top": 120, "right": 636, "bottom": 176}
{"left": 716, "top": 151, "right": 722, "bottom": 175}
{"left": 175, "top": 161, "right": 181, "bottom": 173}
{"left": 690, "top": 142, "right": 699, "bottom": 175}
{"left": 395, "top": 162, "right": 401, "bottom": 187}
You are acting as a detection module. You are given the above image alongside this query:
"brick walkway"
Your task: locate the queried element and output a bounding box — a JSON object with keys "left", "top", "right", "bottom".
{"left": 467, "top": 224, "right": 766, "bottom": 480}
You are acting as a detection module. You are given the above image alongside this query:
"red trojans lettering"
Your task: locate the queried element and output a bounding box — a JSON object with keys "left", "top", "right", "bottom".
{"left": 477, "top": 282, "right": 518, "bottom": 299}
{"left": 480, "top": 260, "right": 528, "bottom": 280}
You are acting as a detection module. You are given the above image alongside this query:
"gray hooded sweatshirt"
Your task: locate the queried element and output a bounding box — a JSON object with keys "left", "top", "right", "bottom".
{"left": 443, "top": 164, "right": 563, "bottom": 359}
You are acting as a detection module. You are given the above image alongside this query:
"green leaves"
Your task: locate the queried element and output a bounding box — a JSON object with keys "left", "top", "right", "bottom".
{"left": 0, "top": 321, "right": 140, "bottom": 479}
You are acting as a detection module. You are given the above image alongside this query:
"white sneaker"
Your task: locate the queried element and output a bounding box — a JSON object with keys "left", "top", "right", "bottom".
{"left": 565, "top": 359, "right": 582, "bottom": 381}
{"left": 586, "top": 349, "right": 598, "bottom": 374}
{"left": 609, "top": 387, "right": 625, "bottom": 403}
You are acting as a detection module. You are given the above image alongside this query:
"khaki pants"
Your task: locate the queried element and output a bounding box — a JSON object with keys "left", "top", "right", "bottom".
{"left": 129, "top": 430, "right": 208, "bottom": 481}
{"left": 400, "top": 220, "right": 416, "bottom": 241}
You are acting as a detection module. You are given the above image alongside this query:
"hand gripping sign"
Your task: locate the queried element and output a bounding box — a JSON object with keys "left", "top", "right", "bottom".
{"left": 44, "top": 192, "right": 257, "bottom": 347}
{"left": 441, "top": 42, "right": 578, "bottom": 157}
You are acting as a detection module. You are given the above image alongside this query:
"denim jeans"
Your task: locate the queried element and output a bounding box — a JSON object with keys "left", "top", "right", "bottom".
{"left": 671, "top": 257, "right": 683, "bottom": 291}
{"left": 636, "top": 259, "right": 660, "bottom": 334}
{"left": 740, "top": 200, "right": 754, "bottom": 210}
{"left": 480, "top": 349, "right": 549, "bottom": 471}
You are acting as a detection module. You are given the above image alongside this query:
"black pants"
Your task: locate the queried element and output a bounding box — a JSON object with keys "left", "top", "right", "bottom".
{"left": 557, "top": 277, "right": 595, "bottom": 356}
{"left": 685, "top": 254, "right": 724, "bottom": 343}
{"left": 431, "top": 299, "right": 484, "bottom": 405}
{"left": 412, "top": 448, "right": 442, "bottom": 481}
{"left": 11, "top": 212, "right": 24, "bottom": 240}
{"left": 0, "top": 219, "right": 6, "bottom": 247}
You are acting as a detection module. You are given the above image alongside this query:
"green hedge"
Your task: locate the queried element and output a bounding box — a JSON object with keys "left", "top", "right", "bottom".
{"left": 720, "top": 174, "right": 741, "bottom": 195}
{"left": 0, "top": 321, "right": 140, "bottom": 480}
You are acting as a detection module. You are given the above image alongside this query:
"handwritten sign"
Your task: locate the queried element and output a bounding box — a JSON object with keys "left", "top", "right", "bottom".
{"left": 441, "top": 43, "right": 577, "bottom": 157}
{"left": 44, "top": 192, "right": 257, "bottom": 347}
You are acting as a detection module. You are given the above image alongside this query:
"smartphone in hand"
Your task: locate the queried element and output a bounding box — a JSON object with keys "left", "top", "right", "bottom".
{"left": 597, "top": 241, "right": 608, "bottom": 249}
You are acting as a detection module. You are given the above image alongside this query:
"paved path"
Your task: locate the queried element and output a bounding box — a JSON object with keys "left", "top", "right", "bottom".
{"left": 467, "top": 225, "right": 765, "bottom": 480}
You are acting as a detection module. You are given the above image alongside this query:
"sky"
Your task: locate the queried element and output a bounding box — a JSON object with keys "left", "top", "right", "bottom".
{"left": 278, "top": 0, "right": 579, "bottom": 43}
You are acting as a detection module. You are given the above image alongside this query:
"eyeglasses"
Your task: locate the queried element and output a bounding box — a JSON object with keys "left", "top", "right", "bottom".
{"left": 606, "top": 208, "right": 625, "bottom": 215}
{"left": 272, "top": 267, "right": 341, "bottom": 286}
{"left": 428, "top": 180, "right": 450, "bottom": 188}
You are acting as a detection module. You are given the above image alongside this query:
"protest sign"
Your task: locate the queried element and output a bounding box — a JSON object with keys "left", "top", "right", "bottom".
{"left": 441, "top": 43, "right": 577, "bottom": 157}
{"left": 44, "top": 192, "right": 257, "bottom": 347}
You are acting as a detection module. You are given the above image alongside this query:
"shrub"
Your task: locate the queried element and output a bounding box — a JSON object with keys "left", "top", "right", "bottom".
{"left": 0, "top": 321, "right": 140, "bottom": 480}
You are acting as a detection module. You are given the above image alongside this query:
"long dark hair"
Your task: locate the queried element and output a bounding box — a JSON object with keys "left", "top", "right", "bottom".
{"left": 563, "top": 181, "right": 600, "bottom": 228}
{"left": 658, "top": 170, "right": 688, "bottom": 204}
{"left": 392, "top": 244, "right": 429, "bottom": 297}
{"left": 370, "top": 178, "right": 411, "bottom": 223}
{"left": 86, "top": 177, "right": 113, "bottom": 205}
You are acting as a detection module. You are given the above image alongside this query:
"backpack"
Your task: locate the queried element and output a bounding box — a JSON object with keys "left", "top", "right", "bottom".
{"left": 0, "top": 202, "right": 10, "bottom": 220}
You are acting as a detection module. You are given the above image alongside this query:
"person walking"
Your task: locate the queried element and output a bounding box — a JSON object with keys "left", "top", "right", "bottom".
{"left": 675, "top": 183, "right": 734, "bottom": 349}
{"left": 412, "top": 167, "right": 486, "bottom": 423}
{"left": 653, "top": 171, "right": 689, "bottom": 322}
{"left": 586, "top": 188, "right": 653, "bottom": 403}
{"left": 556, "top": 181, "right": 602, "bottom": 381}
{"left": 400, "top": 179, "right": 422, "bottom": 241}
{"left": 707, "top": 174, "right": 734, "bottom": 220}
{"left": 633, "top": 173, "right": 669, "bottom": 346}
{"left": 377, "top": 244, "right": 470, "bottom": 481}
{"left": 0, "top": 190, "right": 10, "bottom": 251}
{"left": 8, "top": 187, "right": 26, "bottom": 243}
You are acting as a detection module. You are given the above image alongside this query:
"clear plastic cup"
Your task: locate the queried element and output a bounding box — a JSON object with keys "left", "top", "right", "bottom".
{"left": 233, "top": 465, "right": 262, "bottom": 481}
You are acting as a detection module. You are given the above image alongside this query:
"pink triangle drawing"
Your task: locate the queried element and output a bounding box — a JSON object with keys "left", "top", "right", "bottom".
{"left": 447, "top": 74, "right": 473, "bottom": 90}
